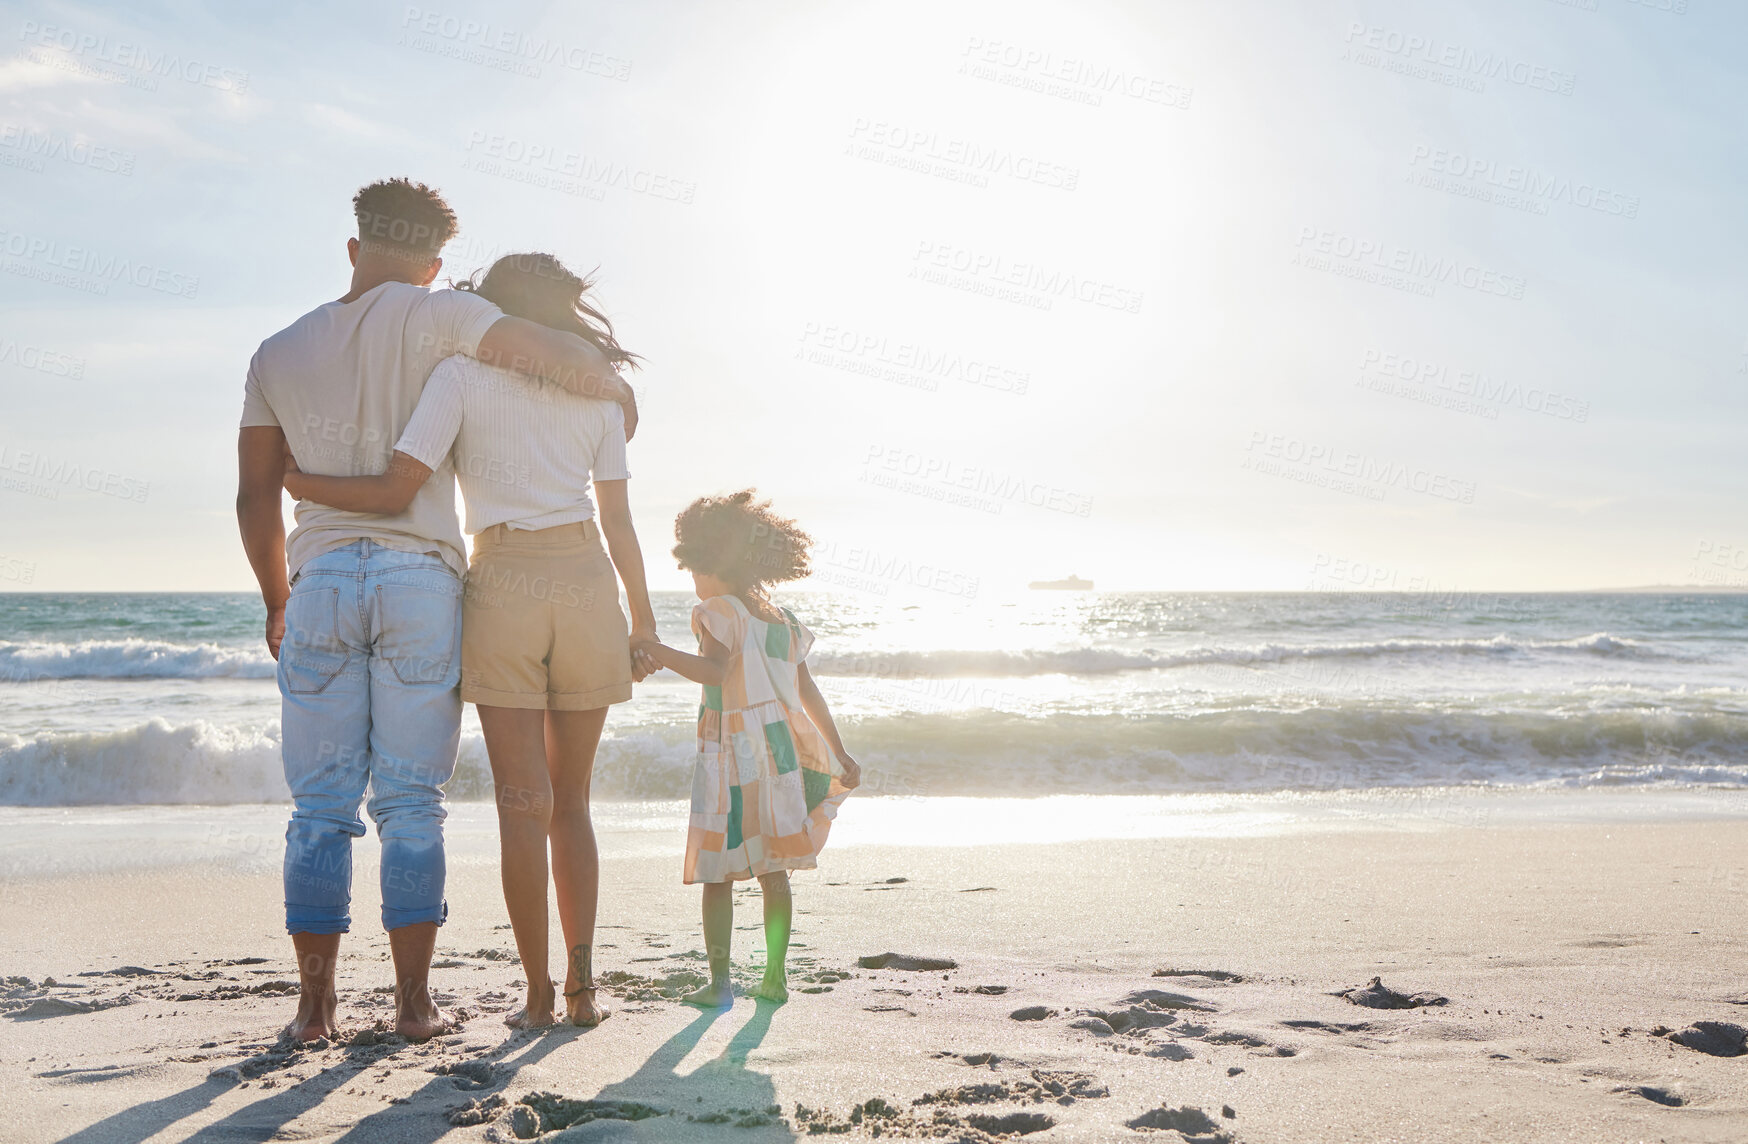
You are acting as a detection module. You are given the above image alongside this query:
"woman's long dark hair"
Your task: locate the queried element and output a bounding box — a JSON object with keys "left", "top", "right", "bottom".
{"left": 456, "top": 251, "right": 639, "bottom": 370}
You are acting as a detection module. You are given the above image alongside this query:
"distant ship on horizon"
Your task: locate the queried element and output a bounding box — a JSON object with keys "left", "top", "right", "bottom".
{"left": 1028, "top": 573, "right": 1094, "bottom": 591}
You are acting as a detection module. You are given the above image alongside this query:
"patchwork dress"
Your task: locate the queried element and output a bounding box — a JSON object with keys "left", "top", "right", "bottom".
{"left": 683, "top": 595, "right": 854, "bottom": 884}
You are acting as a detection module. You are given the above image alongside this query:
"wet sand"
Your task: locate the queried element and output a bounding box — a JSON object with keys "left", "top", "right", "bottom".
{"left": 2, "top": 791, "right": 1747, "bottom": 1143}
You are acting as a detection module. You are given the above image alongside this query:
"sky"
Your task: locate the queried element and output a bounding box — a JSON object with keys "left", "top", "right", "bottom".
{"left": 1, "top": 0, "right": 1744, "bottom": 595}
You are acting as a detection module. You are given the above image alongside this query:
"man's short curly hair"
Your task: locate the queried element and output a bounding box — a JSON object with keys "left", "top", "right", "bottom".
{"left": 352, "top": 177, "right": 458, "bottom": 261}
{"left": 672, "top": 490, "right": 812, "bottom": 592}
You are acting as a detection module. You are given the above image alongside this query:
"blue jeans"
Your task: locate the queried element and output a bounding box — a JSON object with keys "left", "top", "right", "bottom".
{"left": 278, "top": 540, "right": 462, "bottom": 934}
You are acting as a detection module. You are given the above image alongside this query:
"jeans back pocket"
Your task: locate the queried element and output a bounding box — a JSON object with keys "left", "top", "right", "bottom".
{"left": 281, "top": 585, "right": 347, "bottom": 695}
{"left": 376, "top": 581, "right": 461, "bottom": 686}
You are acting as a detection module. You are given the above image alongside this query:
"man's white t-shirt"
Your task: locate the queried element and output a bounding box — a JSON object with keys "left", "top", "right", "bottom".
{"left": 240, "top": 281, "right": 503, "bottom": 577}
{"left": 393, "top": 355, "right": 629, "bottom": 535}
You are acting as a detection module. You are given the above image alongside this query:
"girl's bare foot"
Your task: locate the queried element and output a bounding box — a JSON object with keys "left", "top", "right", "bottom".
{"left": 752, "top": 971, "right": 788, "bottom": 1004}
{"left": 505, "top": 978, "right": 557, "bottom": 1029}
{"left": 564, "top": 985, "right": 609, "bottom": 1027}
{"left": 682, "top": 979, "right": 734, "bottom": 1008}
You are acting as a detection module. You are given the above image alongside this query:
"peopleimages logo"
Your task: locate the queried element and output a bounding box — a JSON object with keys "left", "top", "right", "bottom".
{"left": 400, "top": 8, "right": 631, "bottom": 80}
{"left": 0, "top": 124, "right": 135, "bottom": 176}
{"left": 0, "top": 444, "right": 150, "bottom": 503}
{"left": 462, "top": 132, "right": 696, "bottom": 204}
{"left": 861, "top": 443, "right": 1094, "bottom": 518}
{"left": 1408, "top": 144, "right": 1638, "bottom": 219}
{"left": 0, "top": 337, "right": 85, "bottom": 379}
{"left": 811, "top": 540, "right": 981, "bottom": 601}
{"left": 0, "top": 228, "right": 200, "bottom": 299}
{"left": 1342, "top": 22, "right": 1575, "bottom": 95}
{"left": 911, "top": 240, "right": 1144, "bottom": 314}
{"left": 1358, "top": 348, "right": 1589, "bottom": 423}
{"left": 1294, "top": 227, "right": 1526, "bottom": 301}
{"left": 959, "top": 36, "right": 1193, "bottom": 109}
{"left": 797, "top": 321, "right": 1030, "bottom": 395}
{"left": 1244, "top": 430, "right": 1477, "bottom": 504}
{"left": 17, "top": 20, "right": 249, "bottom": 93}
{"left": 846, "top": 118, "right": 1080, "bottom": 191}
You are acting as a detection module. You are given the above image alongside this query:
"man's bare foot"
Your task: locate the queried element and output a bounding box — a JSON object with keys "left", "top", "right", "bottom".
{"left": 283, "top": 987, "right": 338, "bottom": 1043}
{"left": 682, "top": 979, "right": 734, "bottom": 1008}
{"left": 505, "top": 977, "right": 556, "bottom": 1029}
{"left": 395, "top": 979, "right": 447, "bottom": 1041}
{"left": 564, "top": 985, "right": 610, "bottom": 1027}
{"left": 287, "top": 931, "right": 342, "bottom": 1043}
{"left": 752, "top": 971, "right": 788, "bottom": 1004}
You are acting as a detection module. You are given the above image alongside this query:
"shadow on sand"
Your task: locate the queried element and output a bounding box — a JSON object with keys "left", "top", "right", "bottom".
{"left": 330, "top": 1002, "right": 792, "bottom": 1143}
{"left": 56, "top": 1001, "right": 792, "bottom": 1143}
{"left": 54, "top": 1025, "right": 572, "bottom": 1144}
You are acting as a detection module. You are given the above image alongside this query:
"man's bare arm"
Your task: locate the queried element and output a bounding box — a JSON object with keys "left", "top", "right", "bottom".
{"left": 237, "top": 426, "right": 291, "bottom": 659}
{"left": 474, "top": 316, "right": 638, "bottom": 439}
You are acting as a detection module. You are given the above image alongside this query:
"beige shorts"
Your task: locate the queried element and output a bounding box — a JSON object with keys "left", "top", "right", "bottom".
{"left": 461, "top": 521, "right": 633, "bottom": 710}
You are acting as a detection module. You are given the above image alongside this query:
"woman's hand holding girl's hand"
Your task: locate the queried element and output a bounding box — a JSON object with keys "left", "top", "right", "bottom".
{"left": 836, "top": 752, "right": 861, "bottom": 789}
{"left": 629, "top": 632, "right": 662, "bottom": 680}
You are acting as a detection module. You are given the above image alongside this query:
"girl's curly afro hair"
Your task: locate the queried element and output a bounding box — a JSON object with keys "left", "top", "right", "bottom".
{"left": 672, "top": 489, "right": 812, "bottom": 592}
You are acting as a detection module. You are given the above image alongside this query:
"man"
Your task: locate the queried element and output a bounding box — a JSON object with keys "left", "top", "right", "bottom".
{"left": 236, "top": 177, "right": 635, "bottom": 1042}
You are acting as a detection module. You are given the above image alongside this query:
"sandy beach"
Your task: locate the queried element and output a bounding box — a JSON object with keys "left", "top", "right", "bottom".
{"left": 3, "top": 790, "right": 1746, "bottom": 1143}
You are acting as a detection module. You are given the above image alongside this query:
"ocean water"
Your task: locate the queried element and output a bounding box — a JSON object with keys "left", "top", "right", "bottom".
{"left": 0, "top": 591, "right": 1744, "bottom": 806}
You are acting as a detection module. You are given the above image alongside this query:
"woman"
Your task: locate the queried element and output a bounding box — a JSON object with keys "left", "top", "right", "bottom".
{"left": 283, "top": 252, "right": 653, "bottom": 1027}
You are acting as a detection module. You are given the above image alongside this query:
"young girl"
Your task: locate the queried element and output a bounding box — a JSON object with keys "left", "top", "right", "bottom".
{"left": 632, "top": 491, "right": 860, "bottom": 1005}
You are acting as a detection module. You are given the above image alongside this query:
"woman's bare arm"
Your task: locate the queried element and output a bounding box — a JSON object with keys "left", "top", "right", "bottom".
{"left": 283, "top": 449, "right": 433, "bottom": 514}
{"left": 594, "top": 481, "right": 655, "bottom": 635}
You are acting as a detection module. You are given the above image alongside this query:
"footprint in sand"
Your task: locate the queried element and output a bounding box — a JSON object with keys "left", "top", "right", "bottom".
{"left": 1127, "top": 1104, "right": 1236, "bottom": 1141}
{"left": 1614, "top": 1084, "right": 1684, "bottom": 1107}
{"left": 964, "top": 1110, "right": 1055, "bottom": 1135}
{"left": 1201, "top": 1031, "right": 1295, "bottom": 1057}
{"left": 430, "top": 1059, "right": 507, "bottom": 1091}
{"left": 1336, "top": 977, "right": 1447, "bottom": 1010}
{"left": 445, "top": 1093, "right": 508, "bottom": 1126}
{"left": 915, "top": 1070, "right": 1110, "bottom": 1108}
{"left": 510, "top": 1092, "right": 664, "bottom": 1136}
{"left": 857, "top": 952, "right": 958, "bottom": 971}
{"left": 1153, "top": 969, "right": 1245, "bottom": 984}
{"left": 1280, "top": 1019, "right": 1377, "bottom": 1035}
{"left": 932, "top": 1050, "right": 1007, "bottom": 1068}
{"left": 3, "top": 976, "right": 138, "bottom": 1021}
{"left": 1661, "top": 1021, "right": 1747, "bottom": 1057}
{"left": 1072, "top": 988, "right": 1217, "bottom": 1037}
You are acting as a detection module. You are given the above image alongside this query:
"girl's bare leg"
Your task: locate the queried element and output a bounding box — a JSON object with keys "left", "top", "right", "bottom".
{"left": 683, "top": 882, "right": 735, "bottom": 1007}
{"left": 544, "top": 708, "right": 610, "bottom": 1026}
{"left": 753, "top": 871, "right": 791, "bottom": 1003}
{"left": 478, "top": 704, "right": 557, "bottom": 1029}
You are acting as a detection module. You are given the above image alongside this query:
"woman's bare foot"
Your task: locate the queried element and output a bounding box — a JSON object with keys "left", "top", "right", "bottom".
{"left": 283, "top": 987, "right": 338, "bottom": 1043}
{"left": 682, "top": 979, "right": 735, "bottom": 1008}
{"left": 564, "top": 984, "right": 610, "bottom": 1027}
{"left": 752, "top": 971, "right": 788, "bottom": 1004}
{"left": 394, "top": 979, "right": 448, "bottom": 1041}
{"left": 505, "top": 978, "right": 557, "bottom": 1029}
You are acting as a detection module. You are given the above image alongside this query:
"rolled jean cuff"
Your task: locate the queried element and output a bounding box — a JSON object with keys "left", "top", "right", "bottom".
{"left": 382, "top": 898, "right": 448, "bottom": 931}
{"left": 285, "top": 909, "right": 352, "bottom": 936}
